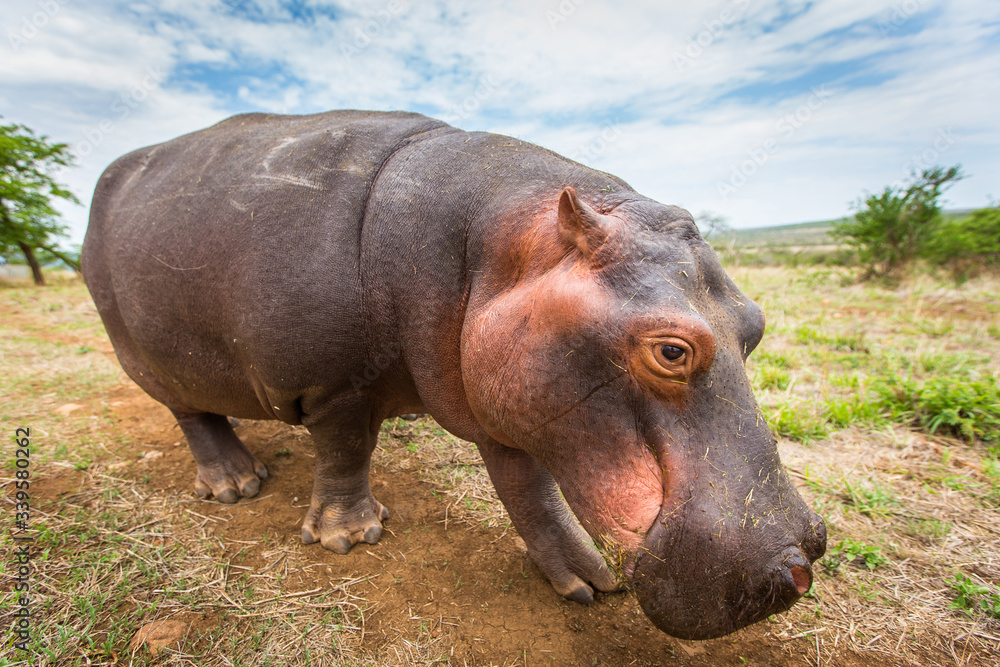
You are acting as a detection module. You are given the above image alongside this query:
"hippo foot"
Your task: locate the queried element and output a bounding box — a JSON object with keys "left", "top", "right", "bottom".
{"left": 172, "top": 410, "right": 268, "bottom": 504}
{"left": 193, "top": 452, "right": 269, "bottom": 504}
{"left": 300, "top": 494, "right": 390, "bottom": 554}
{"left": 475, "top": 439, "right": 621, "bottom": 604}
{"left": 532, "top": 526, "right": 621, "bottom": 604}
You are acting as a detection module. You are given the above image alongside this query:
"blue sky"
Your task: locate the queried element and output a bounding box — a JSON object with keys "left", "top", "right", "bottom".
{"left": 2, "top": 0, "right": 998, "bottom": 246}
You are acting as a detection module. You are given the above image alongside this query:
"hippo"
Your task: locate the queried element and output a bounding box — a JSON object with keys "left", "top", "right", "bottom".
{"left": 82, "top": 110, "right": 826, "bottom": 640}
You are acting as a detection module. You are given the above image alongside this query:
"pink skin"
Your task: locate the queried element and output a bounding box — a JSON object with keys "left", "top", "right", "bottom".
{"left": 620, "top": 442, "right": 694, "bottom": 578}
{"left": 557, "top": 438, "right": 664, "bottom": 556}
{"left": 463, "top": 261, "right": 673, "bottom": 576}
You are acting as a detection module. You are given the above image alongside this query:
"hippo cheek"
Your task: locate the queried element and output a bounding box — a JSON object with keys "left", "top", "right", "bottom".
{"left": 631, "top": 495, "right": 826, "bottom": 640}
{"left": 554, "top": 446, "right": 665, "bottom": 555}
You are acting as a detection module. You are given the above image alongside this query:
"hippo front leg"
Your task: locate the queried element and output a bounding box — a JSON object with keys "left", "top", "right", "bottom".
{"left": 300, "top": 412, "right": 389, "bottom": 554}
{"left": 172, "top": 410, "right": 269, "bottom": 504}
{"left": 477, "top": 438, "right": 620, "bottom": 603}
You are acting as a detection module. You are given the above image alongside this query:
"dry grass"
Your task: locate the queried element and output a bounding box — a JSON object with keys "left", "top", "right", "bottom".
{"left": 774, "top": 430, "right": 1000, "bottom": 665}
{"left": 1, "top": 468, "right": 375, "bottom": 666}
{"left": 1, "top": 461, "right": 472, "bottom": 666}
{"left": 377, "top": 419, "right": 507, "bottom": 530}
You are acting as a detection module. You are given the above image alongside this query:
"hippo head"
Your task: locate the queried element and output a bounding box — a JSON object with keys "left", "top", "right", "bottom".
{"left": 462, "top": 187, "right": 826, "bottom": 640}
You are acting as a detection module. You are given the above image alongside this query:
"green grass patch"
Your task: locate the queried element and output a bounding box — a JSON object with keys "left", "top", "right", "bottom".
{"left": 750, "top": 350, "right": 796, "bottom": 391}
{"left": 872, "top": 373, "right": 1000, "bottom": 443}
{"left": 754, "top": 350, "right": 795, "bottom": 369}
{"left": 822, "top": 538, "right": 888, "bottom": 573}
{"left": 0, "top": 500, "right": 191, "bottom": 663}
{"left": 763, "top": 401, "right": 831, "bottom": 443}
{"left": 948, "top": 574, "right": 1000, "bottom": 619}
{"left": 840, "top": 476, "right": 898, "bottom": 517}
{"left": 794, "top": 326, "right": 868, "bottom": 353}
{"left": 904, "top": 518, "right": 951, "bottom": 541}
{"left": 809, "top": 352, "right": 1000, "bottom": 443}
{"left": 754, "top": 364, "right": 791, "bottom": 391}
{"left": 824, "top": 393, "right": 888, "bottom": 429}
{"left": 981, "top": 454, "right": 1000, "bottom": 505}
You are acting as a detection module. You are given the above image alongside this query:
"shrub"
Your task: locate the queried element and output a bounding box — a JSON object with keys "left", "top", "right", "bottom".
{"left": 833, "top": 166, "right": 963, "bottom": 279}
{"left": 925, "top": 205, "right": 1000, "bottom": 281}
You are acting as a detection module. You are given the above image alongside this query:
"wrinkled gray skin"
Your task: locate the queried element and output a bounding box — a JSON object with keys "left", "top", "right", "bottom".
{"left": 83, "top": 111, "right": 826, "bottom": 640}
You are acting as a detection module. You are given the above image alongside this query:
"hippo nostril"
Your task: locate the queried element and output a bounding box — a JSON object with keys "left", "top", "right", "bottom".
{"left": 773, "top": 547, "right": 813, "bottom": 603}
{"left": 789, "top": 565, "right": 812, "bottom": 596}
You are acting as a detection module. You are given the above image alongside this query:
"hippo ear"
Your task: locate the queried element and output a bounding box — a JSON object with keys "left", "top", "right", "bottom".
{"left": 557, "top": 186, "right": 608, "bottom": 257}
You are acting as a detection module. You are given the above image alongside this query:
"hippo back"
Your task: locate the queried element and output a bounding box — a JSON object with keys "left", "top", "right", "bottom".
{"left": 83, "top": 111, "right": 452, "bottom": 419}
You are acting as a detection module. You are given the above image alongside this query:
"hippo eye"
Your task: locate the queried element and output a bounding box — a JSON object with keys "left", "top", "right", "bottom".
{"left": 659, "top": 345, "right": 686, "bottom": 363}
{"left": 642, "top": 337, "right": 696, "bottom": 381}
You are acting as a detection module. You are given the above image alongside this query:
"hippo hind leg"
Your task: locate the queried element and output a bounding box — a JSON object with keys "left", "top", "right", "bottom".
{"left": 171, "top": 410, "right": 269, "bottom": 504}
{"left": 299, "top": 408, "right": 389, "bottom": 555}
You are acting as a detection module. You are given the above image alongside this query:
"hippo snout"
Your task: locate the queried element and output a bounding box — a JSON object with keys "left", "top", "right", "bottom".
{"left": 632, "top": 502, "right": 828, "bottom": 641}
{"left": 718, "top": 545, "right": 816, "bottom": 636}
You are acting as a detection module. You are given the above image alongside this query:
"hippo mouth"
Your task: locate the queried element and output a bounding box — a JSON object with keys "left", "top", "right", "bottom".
{"left": 623, "top": 444, "right": 827, "bottom": 640}
{"left": 632, "top": 528, "right": 819, "bottom": 640}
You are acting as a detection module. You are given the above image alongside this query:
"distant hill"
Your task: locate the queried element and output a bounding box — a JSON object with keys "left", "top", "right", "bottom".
{"left": 727, "top": 208, "right": 977, "bottom": 247}
{"left": 729, "top": 219, "right": 840, "bottom": 247}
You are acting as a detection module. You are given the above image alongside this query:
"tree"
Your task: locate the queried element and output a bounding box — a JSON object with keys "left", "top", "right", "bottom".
{"left": 0, "top": 120, "right": 79, "bottom": 285}
{"left": 696, "top": 212, "right": 732, "bottom": 241}
{"left": 834, "top": 166, "right": 963, "bottom": 279}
